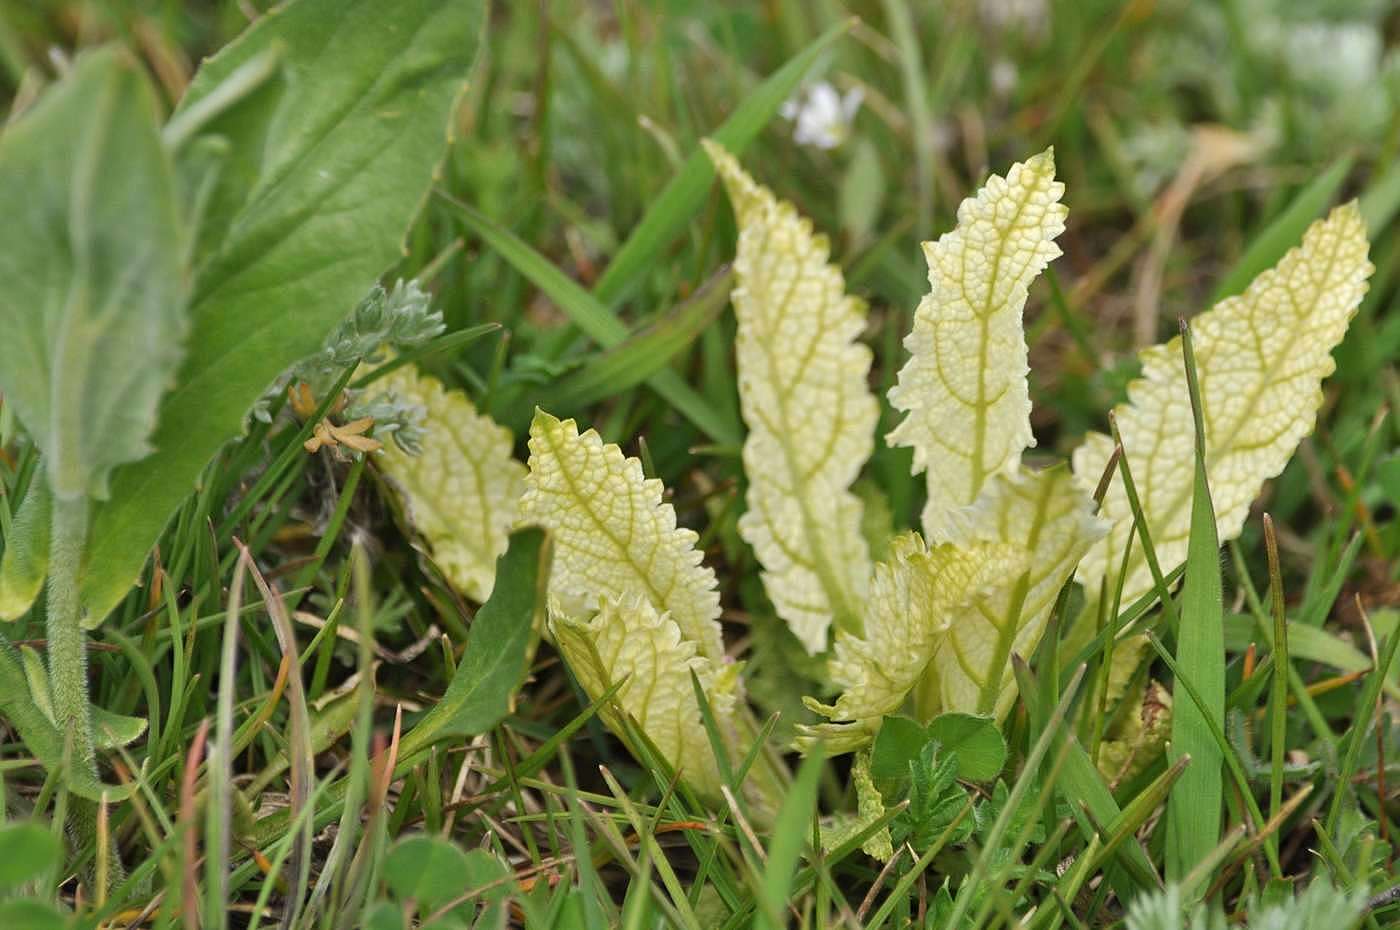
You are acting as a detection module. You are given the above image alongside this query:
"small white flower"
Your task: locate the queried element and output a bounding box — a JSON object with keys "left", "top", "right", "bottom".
{"left": 991, "top": 59, "right": 1018, "bottom": 98}
{"left": 780, "top": 81, "right": 863, "bottom": 150}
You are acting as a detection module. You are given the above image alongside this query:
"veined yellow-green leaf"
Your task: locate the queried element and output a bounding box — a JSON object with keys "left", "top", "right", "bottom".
{"left": 520, "top": 410, "right": 723, "bottom": 663}
{"left": 1098, "top": 678, "right": 1171, "bottom": 786}
{"left": 821, "top": 751, "right": 894, "bottom": 861}
{"left": 375, "top": 365, "right": 525, "bottom": 603}
{"left": 917, "top": 467, "right": 1104, "bottom": 720}
{"left": 799, "top": 532, "right": 1025, "bottom": 753}
{"left": 1072, "top": 203, "right": 1372, "bottom": 602}
{"left": 704, "top": 141, "right": 878, "bottom": 654}
{"left": 887, "top": 150, "right": 1066, "bottom": 533}
{"left": 552, "top": 590, "right": 740, "bottom": 802}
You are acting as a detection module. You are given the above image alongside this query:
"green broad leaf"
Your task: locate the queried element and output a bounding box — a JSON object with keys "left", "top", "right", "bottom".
{"left": 0, "top": 635, "right": 129, "bottom": 801}
{"left": 79, "top": 0, "right": 488, "bottom": 626}
{"left": 383, "top": 835, "right": 472, "bottom": 911}
{"left": 870, "top": 713, "right": 1007, "bottom": 789}
{"left": 591, "top": 18, "right": 853, "bottom": 307}
{"left": 398, "top": 528, "right": 551, "bottom": 759}
{"left": 1165, "top": 323, "right": 1225, "bottom": 890}
{"left": 363, "top": 902, "right": 405, "bottom": 930}
{"left": 926, "top": 713, "right": 1007, "bottom": 782}
{"left": 0, "top": 822, "right": 61, "bottom": 888}
{"left": 550, "top": 267, "right": 734, "bottom": 408}
{"left": 869, "top": 716, "right": 934, "bottom": 786}
{"left": 0, "top": 476, "right": 49, "bottom": 621}
{"left": 0, "top": 899, "right": 70, "bottom": 930}
{"left": 1210, "top": 153, "right": 1351, "bottom": 301}
{"left": 0, "top": 47, "right": 185, "bottom": 501}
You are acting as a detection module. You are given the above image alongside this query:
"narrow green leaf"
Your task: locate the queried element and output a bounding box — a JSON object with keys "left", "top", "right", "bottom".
{"left": 553, "top": 267, "right": 734, "bottom": 407}
{"left": 444, "top": 198, "right": 740, "bottom": 446}
{"left": 398, "top": 528, "right": 551, "bottom": 759}
{"left": 1210, "top": 154, "right": 1352, "bottom": 301}
{"left": 0, "top": 476, "right": 49, "bottom": 620}
{"left": 0, "top": 46, "right": 185, "bottom": 500}
{"left": 80, "top": 0, "right": 488, "bottom": 625}
{"left": 1164, "top": 321, "right": 1225, "bottom": 890}
{"left": 755, "top": 747, "right": 824, "bottom": 930}
{"left": 1326, "top": 620, "right": 1400, "bottom": 839}
{"left": 591, "top": 19, "right": 853, "bottom": 307}
{"left": 1015, "top": 657, "right": 1160, "bottom": 900}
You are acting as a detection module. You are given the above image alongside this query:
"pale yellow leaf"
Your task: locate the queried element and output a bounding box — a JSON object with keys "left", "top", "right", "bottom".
{"left": 887, "top": 149, "right": 1067, "bottom": 533}
{"left": 798, "top": 532, "right": 1025, "bottom": 752}
{"left": 1098, "top": 679, "right": 1172, "bottom": 786}
{"left": 820, "top": 750, "right": 894, "bottom": 861}
{"left": 1073, "top": 203, "right": 1372, "bottom": 602}
{"left": 375, "top": 365, "right": 525, "bottom": 602}
{"left": 551, "top": 590, "right": 740, "bottom": 801}
{"left": 705, "top": 141, "right": 878, "bottom": 654}
{"left": 520, "top": 409, "right": 724, "bottom": 663}
{"left": 917, "top": 466, "right": 1105, "bottom": 720}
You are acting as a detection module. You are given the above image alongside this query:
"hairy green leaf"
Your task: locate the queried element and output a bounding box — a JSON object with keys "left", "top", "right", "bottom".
{"left": 0, "top": 476, "right": 49, "bottom": 620}
{"left": 0, "top": 47, "right": 184, "bottom": 501}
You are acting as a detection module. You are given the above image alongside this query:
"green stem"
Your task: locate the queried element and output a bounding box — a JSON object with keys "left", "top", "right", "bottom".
{"left": 46, "top": 493, "right": 122, "bottom": 890}
{"left": 47, "top": 495, "right": 95, "bottom": 775}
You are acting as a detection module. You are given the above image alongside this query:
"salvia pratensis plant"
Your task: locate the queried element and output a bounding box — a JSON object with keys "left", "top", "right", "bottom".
{"left": 0, "top": 3, "right": 1385, "bottom": 923}
{"left": 381, "top": 144, "right": 1371, "bottom": 841}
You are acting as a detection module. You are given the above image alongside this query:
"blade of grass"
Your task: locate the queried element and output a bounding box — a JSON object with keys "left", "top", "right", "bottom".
{"left": 552, "top": 267, "right": 734, "bottom": 407}
{"left": 1164, "top": 320, "right": 1225, "bottom": 892}
{"left": 1326, "top": 610, "right": 1400, "bottom": 839}
{"left": 1211, "top": 153, "right": 1353, "bottom": 301}
{"left": 591, "top": 20, "right": 854, "bottom": 306}
{"left": 443, "top": 195, "right": 740, "bottom": 446}
{"left": 754, "top": 747, "right": 824, "bottom": 930}
{"left": 1263, "top": 514, "right": 1288, "bottom": 874}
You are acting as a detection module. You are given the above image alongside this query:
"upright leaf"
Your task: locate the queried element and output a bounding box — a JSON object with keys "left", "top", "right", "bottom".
{"left": 705, "top": 142, "right": 879, "bottom": 653}
{"left": 80, "top": 0, "right": 487, "bottom": 624}
{"left": 799, "top": 533, "right": 1024, "bottom": 753}
{"left": 520, "top": 410, "right": 724, "bottom": 662}
{"left": 375, "top": 365, "right": 525, "bottom": 603}
{"left": 0, "top": 47, "right": 185, "bottom": 500}
{"left": 887, "top": 150, "right": 1066, "bottom": 533}
{"left": 917, "top": 467, "right": 1104, "bottom": 719}
{"left": 552, "top": 591, "right": 741, "bottom": 801}
{"left": 1073, "top": 203, "right": 1372, "bottom": 603}
{"left": 521, "top": 411, "right": 741, "bottom": 800}
{"left": 398, "top": 528, "right": 551, "bottom": 759}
